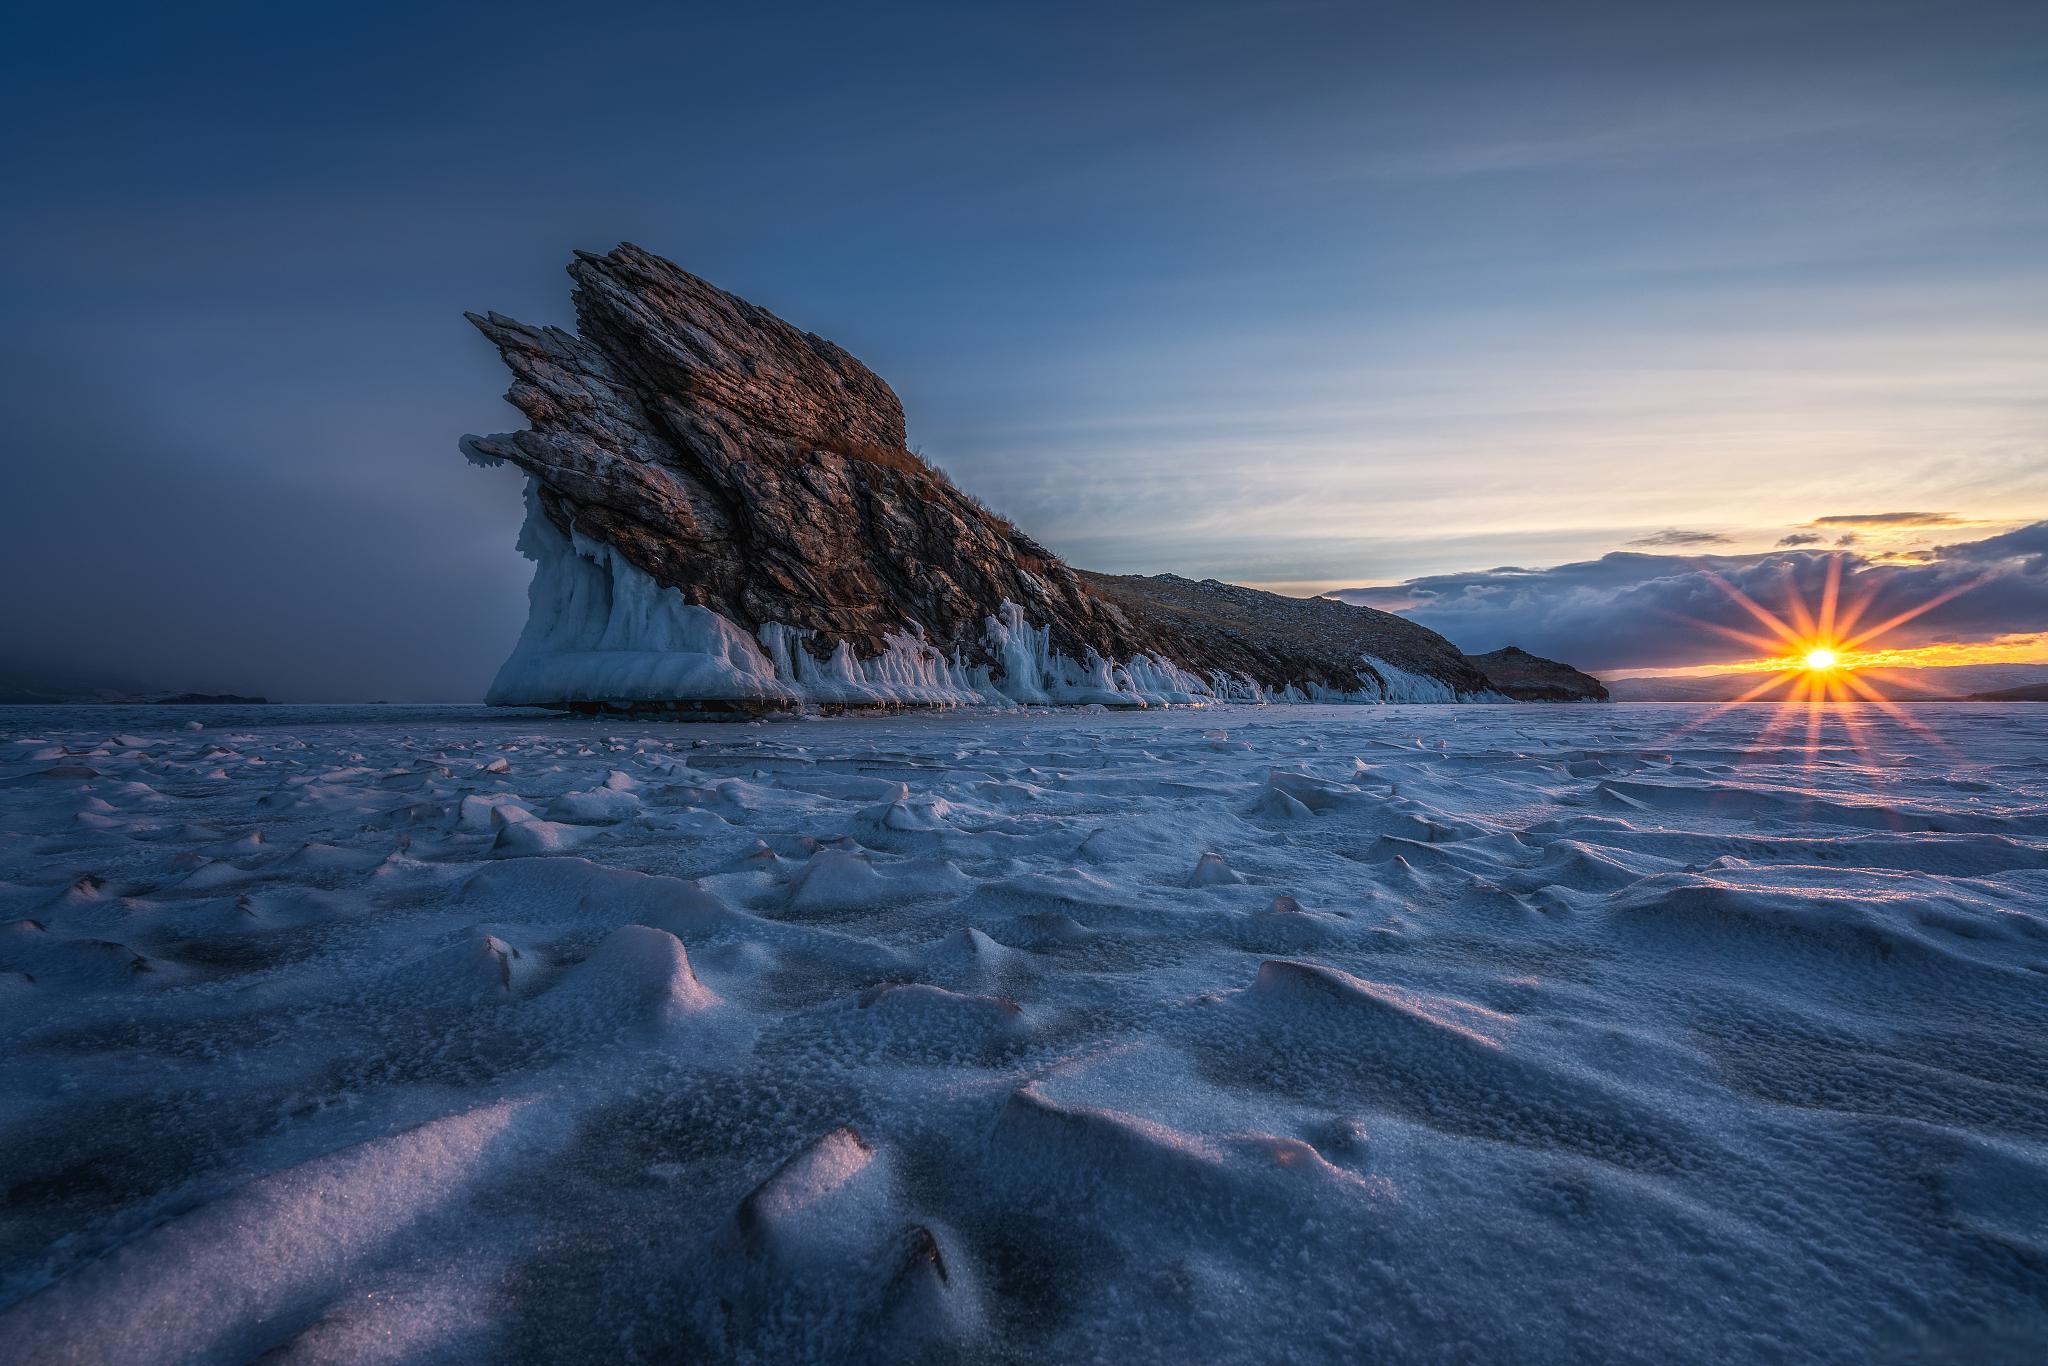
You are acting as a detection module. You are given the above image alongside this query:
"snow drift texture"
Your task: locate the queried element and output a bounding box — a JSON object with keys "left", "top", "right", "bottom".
{"left": 4, "top": 700, "right": 2046, "bottom": 1361}
{"left": 463, "top": 244, "right": 1509, "bottom": 709}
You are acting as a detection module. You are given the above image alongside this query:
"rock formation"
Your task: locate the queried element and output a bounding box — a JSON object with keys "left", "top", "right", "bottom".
{"left": 1463, "top": 647, "right": 1609, "bottom": 702}
{"left": 463, "top": 244, "right": 1516, "bottom": 711}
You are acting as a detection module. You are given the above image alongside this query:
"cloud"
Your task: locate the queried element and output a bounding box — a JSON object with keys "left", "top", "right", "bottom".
{"left": 1939, "top": 521, "right": 2048, "bottom": 561}
{"left": 1327, "top": 522, "right": 2048, "bottom": 672}
{"left": 1776, "top": 532, "right": 1825, "bottom": 547}
{"left": 1810, "top": 511, "right": 1958, "bottom": 527}
{"left": 1625, "top": 529, "right": 1731, "bottom": 547}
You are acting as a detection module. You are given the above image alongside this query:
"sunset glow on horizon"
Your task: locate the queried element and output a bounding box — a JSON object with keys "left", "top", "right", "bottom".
{"left": 1649, "top": 555, "right": 2006, "bottom": 771}
{"left": 1708, "top": 554, "right": 1990, "bottom": 699}
{"left": 1601, "top": 629, "right": 2048, "bottom": 680}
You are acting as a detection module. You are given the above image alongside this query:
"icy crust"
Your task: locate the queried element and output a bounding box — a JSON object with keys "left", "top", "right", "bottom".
{"left": 760, "top": 611, "right": 1234, "bottom": 710}
{"left": 486, "top": 490, "right": 793, "bottom": 707}
{"left": 1275, "top": 655, "right": 1484, "bottom": 705}
{"left": 978, "top": 602, "right": 1221, "bottom": 707}
{"left": 757, "top": 624, "right": 989, "bottom": 709}
{"left": 489, "top": 490, "right": 1490, "bottom": 710}
{"left": 7, "top": 703, "right": 2048, "bottom": 1362}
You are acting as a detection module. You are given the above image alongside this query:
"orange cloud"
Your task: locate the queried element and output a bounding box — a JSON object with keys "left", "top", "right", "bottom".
{"left": 1809, "top": 511, "right": 1959, "bottom": 527}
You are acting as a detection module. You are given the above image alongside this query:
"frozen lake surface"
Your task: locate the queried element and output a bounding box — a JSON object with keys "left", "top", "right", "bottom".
{"left": 3, "top": 701, "right": 2046, "bottom": 1362}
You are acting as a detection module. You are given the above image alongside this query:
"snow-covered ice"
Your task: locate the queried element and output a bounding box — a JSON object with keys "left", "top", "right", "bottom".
{"left": 2, "top": 700, "right": 2046, "bottom": 1362}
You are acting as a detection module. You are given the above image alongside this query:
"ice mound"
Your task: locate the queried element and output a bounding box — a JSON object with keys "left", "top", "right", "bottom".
{"left": 714, "top": 1126, "right": 981, "bottom": 1357}
{"left": 1190, "top": 850, "right": 1247, "bottom": 886}
{"left": 1220, "top": 959, "right": 1697, "bottom": 1170}
{"left": 1254, "top": 767, "right": 1365, "bottom": 816}
{"left": 920, "top": 925, "right": 1025, "bottom": 988}
{"left": 455, "top": 792, "right": 527, "bottom": 832}
{"left": 577, "top": 869, "right": 738, "bottom": 939}
{"left": 782, "top": 848, "right": 891, "bottom": 912}
{"left": 734, "top": 1126, "right": 883, "bottom": 1259}
{"left": 1236, "top": 894, "right": 1350, "bottom": 950}
{"left": 488, "top": 806, "right": 590, "bottom": 857}
{"left": 1499, "top": 838, "right": 1669, "bottom": 894}
{"left": 1608, "top": 873, "right": 2032, "bottom": 969}
{"left": 372, "top": 933, "right": 539, "bottom": 1006}
{"left": 782, "top": 849, "right": 970, "bottom": 913}
{"left": 855, "top": 794, "right": 958, "bottom": 836}
{"left": 545, "top": 784, "right": 643, "bottom": 823}
{"left": 1246, "top": 959, "right": 1508, "bottom": 1037}
{"left": 988, "top": 1087, "right": 1243, "bottom": 1213}
{"left": 536, "top": 925, "right": 718, "bottom": 1031}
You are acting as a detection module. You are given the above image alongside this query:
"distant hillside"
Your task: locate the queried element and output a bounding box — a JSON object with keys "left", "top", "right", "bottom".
{"left": 1462, "top": 646, "right": 1608, "bottom": 702}
{"left": 1965, "top": 682, "right": 2048, "bottom": 702}
{"left": 0, "top": 663, "right": 148, "bottom": 705}
{"left": 0, "top": 663, "right": 267, "bottom": 706}
{"left": 1607, "top": 662, "right": 2048, "bottom": 702}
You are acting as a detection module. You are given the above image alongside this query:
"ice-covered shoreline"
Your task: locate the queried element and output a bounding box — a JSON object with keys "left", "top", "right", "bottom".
{"left": 3, "top": 702, "right": 2046, "bottom": 1361}
{"left": 487, "top": 491, "right": 1492, "bottom": 711}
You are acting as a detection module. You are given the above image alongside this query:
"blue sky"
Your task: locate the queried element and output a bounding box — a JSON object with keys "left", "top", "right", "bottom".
{"left": 3, "top": 1, "right": 2044, "bottom": 698}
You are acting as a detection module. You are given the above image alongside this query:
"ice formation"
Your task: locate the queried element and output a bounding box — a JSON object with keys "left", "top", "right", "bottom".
{"left": 489, "top": 486, "right": 1493, "bottom": 711}
{"left": 486, "top": 489, "right": 794, "bottom": 708}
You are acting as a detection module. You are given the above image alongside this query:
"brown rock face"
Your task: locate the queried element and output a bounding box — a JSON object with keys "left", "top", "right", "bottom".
{"left": 464, "top": 244, "right": 1134, "bottom": 667}
{"left": 464, "top": 244, "right": 1503, "bottom": 705}
{"left": 1463, "top": 647, "right": 1610, "bottom": 702}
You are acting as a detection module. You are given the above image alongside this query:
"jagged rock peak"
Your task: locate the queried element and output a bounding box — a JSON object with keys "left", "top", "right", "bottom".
{"left": 461, "top": 244, "right": 1516, "bottom": 711}
{"left": 464, "top": 244, "right": 1136, "bottom": 675}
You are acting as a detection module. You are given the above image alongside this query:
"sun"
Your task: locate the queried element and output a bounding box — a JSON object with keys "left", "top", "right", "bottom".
{"left": 1660, "top": 551, "right": 1999, "bottom": 766}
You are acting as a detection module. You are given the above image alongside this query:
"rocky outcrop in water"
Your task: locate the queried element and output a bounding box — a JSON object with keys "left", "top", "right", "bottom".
{"left": 463, "top": 245, "right": 1514, "bottom": 710}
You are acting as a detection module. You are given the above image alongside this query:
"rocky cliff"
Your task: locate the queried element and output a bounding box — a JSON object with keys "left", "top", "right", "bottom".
{"left": 463, "top": 244, "right": 1507, "bottom": 711}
